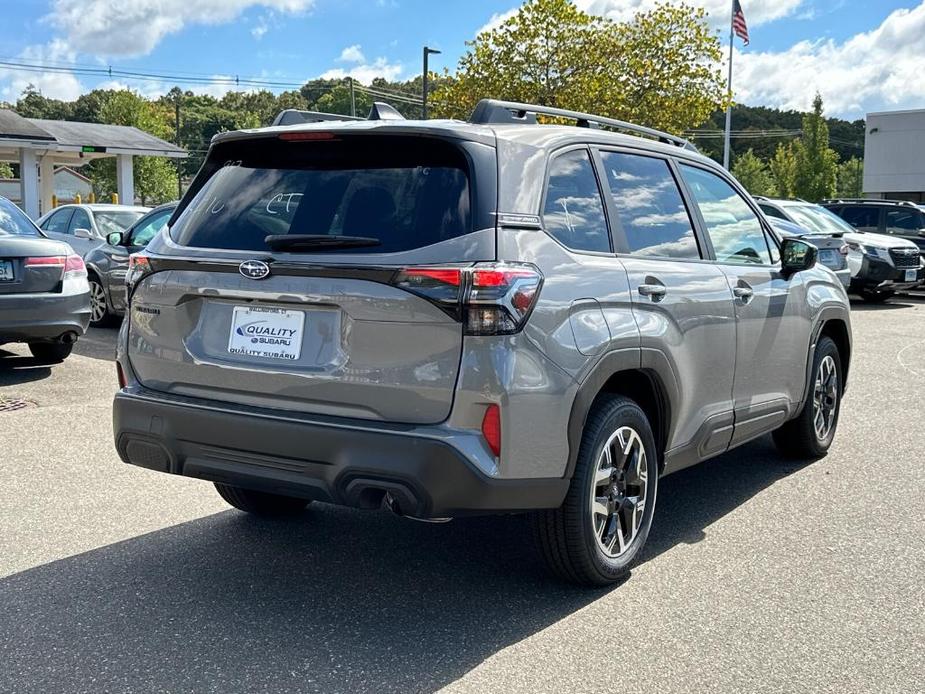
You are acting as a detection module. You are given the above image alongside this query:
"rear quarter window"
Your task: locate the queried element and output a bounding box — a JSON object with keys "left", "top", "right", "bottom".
{"left": 170, "top": 135, "right": 473, "bottom": 254}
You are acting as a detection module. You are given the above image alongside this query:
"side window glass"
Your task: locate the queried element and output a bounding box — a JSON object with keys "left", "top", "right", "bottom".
{"left": 68, "top": 208, "right": 92, "bottom": 235}
{"left": 43, "top": 209, "right": 73, "bottom": 233}
{"left": 680, "top": 165, "right": 772, "bottom": 265}
{"left": 840, "top": 206, "right": 879, "bottom": 231}
{"left": 129, "top": 210, "right": 171, "bottom": 247}
{"left": 542, "top": 149, "right": 611, "bottom": 253}
{"left": 600, "top": 151, "right": 700, "bottom": 259}
{"left": 758, "top": 204, "right": 787, "bottom": 220}
{"left": 885, "top": 209, "right": 924, "bottom": 234}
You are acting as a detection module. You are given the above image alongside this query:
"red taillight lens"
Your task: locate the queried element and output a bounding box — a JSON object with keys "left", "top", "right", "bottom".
{"left": 481, "top": 404, "right": 501, "bottom": 458}
{"left": 392, "top": 263, "right": 543, "bottom": 336}
{"left": 278, "top": 131, "right": 338, "bottom": 141}
{"left": 25, "top": 255, "right": 65, "bottom": 267}
{"left": 64, "top": 254, "right": 85, "bottom": 274}
{"left": 116, "top": 362, "right": 127, "bottom": 389}
{"left": 126, "top": 254, "right": 152, "bottom": 288}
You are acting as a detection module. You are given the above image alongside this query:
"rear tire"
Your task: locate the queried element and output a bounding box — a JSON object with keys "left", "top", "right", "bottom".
{"left": 28, "top": 341, "right": 73, "bottom": 364}
{"left": 532, "top": 395, "right": 658, "bottom": 586}
{"left": 214, "top": 482, "right": 309, "bottom": 516}
{"left": 773, "top": 336, "right": 842, "bottom": 459}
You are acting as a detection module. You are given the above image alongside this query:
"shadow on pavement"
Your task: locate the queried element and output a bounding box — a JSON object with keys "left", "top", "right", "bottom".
{"left": 73, "top": 325, "right": 120, "bottom": 361}
{"left": 0, "top": 436, "right": 807, "bottom": 693}
{"left": 0, "top": 349, "right": 53, "bottom": 387}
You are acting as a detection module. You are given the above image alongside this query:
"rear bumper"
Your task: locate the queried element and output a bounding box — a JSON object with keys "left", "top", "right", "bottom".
{"left": 0, "top": 290, "right": 91, "bottom": 343}
{"left": 113, "top": 387, "right": 569, "bottom": 518}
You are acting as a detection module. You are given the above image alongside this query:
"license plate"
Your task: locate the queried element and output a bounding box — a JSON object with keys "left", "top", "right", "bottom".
{"left": 228, "top": 305, "right": 304, "bottom": 361}
{"left": 0, "top": 260, "right": 13, "bottom": 282}
{"left": 905, "top": 269, "right": 918, "bottom": 282}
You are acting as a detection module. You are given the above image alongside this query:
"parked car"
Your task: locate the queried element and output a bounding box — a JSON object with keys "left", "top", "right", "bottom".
{"left": 821, "top": 198, "right": 925, "bottom": 257}
{"left": 84, "top": 203, "right": 177, "bottom": 326}
{"left": 113, "top": 100, "right": 852, "bottom": 586}
{"left": 757, "top": 197, "right": 924, "bottom": 302}
{"left": 765, "top": 216, "right": 851, "bottom": 288}
{"left": 0, "top": 195, "right": 90, "bottom": 363}
{"left": 35, "top": 203, "right": 150, "bottom": 257}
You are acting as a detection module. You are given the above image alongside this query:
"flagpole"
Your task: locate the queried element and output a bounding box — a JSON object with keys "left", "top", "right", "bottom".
{"left": 723, "top": 0, "right": 734, "bottom": 169}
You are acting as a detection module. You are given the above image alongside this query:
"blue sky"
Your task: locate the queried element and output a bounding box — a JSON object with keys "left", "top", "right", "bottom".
{"left": 1, "top": 0, "right": 924, "bottom": 119}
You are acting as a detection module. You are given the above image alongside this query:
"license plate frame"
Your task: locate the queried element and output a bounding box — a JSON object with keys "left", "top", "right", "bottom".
{"left": 227, "top": 305, "right": 305, "bottom": 361}
{"left": 0, "top": 260, "right": 13, "bottom": 282}
{"left": 905, "top": 269, "right": 918, "bottom": 282}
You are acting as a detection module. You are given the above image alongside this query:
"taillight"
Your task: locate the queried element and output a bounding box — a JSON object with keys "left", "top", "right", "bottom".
{"left": 481, "top": 404, "right": 501, "bottom": 457}
{"left": 64, "top": 254, "right": 86, "bottom": 275}
{"left": 116, "top": 361, "right": 127, "bottom": 389}
{"left": 392, "top": 262, "right": 543, "bottom": 336}
{"left": 126, "top": 254, "right": 153, "bottom": 290}
{"left": 25, "top": 254, "right": 85, "bottom": 278}
{"left": 25, "top": 255, "right": 65, "bottom": 267}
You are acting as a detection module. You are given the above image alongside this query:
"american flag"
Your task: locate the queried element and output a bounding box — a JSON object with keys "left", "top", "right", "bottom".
{"left": 733, "top": 0, "right": 749, "bottom": 45}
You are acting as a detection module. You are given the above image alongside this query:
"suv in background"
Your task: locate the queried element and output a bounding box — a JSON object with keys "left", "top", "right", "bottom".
{"left": 759, "top": 198, "right": 924, "bottom": 302}
{"left": 763, "top": 214, "right": 851, "bottom": 289}
{"left": 822, "top": 198, "right": 925, "bottom": 257}
{"left": 113, "top": 100, "right": 852, "bottom": 586}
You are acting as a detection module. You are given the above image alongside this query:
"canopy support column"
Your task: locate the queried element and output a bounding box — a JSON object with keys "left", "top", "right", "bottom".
{"left": 116, "top": 154, "right": 134, "bottom": 206}
{"left": 18, "top": 148, "right": 39, "bottom": 218}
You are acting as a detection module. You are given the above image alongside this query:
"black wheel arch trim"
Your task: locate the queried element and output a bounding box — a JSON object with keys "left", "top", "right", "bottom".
{"left": 797, "top": 307, "right": 852, "bottom": 415}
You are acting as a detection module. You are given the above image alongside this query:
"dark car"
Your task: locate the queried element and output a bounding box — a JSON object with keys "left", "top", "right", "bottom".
{"left": 84, "top": 203, "right": 177, "bottom": 326}
{"left": 0, "top": 195, "right": 91, "bottom": 363}
{"left": 822, "top": 198, "right": 925, "bottom": 257}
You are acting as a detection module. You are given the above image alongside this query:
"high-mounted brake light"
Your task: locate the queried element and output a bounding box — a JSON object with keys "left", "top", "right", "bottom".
{"left": 278, "top": 131, "right": 338, "bottom": 141}
{"left": 392, "top": 262, "right": 543, "bottom": 336}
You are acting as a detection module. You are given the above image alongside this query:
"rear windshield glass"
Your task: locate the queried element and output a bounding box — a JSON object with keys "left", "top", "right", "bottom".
{"left": 0, "top": 198, "right": 39, "bottom": 237}
{"left": 170, "top": 136, "right": 472, "bottom": 253}
{"left": 95, "top": 210, "right": 146, "bottom": 236}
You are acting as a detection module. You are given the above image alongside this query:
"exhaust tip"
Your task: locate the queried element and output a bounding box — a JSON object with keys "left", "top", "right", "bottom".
{"left": 60, "top": 332, "right": 78, "bottom": 345}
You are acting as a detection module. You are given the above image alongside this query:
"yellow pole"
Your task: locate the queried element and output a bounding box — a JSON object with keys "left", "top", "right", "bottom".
{"left": 51, "top": 194, "right": 58, "bottom": 209}
{"left": 111, "top": 192, "right": 118, "bottom": 204}
{"left": 74, "top": 193, "right": 81, "bottom": 204}
{"left": 88, "top": 192, "right": 96, "bottom": 204}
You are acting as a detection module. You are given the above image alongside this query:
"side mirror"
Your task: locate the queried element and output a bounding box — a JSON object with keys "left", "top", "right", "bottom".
{"left": 781, "top": 238, "right": 817, "bottom": 274}
{"left": 73, "top": 227, "right": 93, "bottom": 240}
{"left": 107, "top": 231, "right": 124, "bottom": 246}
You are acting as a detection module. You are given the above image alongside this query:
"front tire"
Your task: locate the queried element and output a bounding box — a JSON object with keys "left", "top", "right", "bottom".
{"left": 214, "top": 482, "right": 310, "bottom": 516}
{"left": 773, "top": 335, "right": 842, "bottom": 459}
{"left": 532, "top": 395, "right": 658, "bottom": 586}
{"left": 28, "top": 341, "right": 73, "bottom": 364}
{"left": 88, "top": 275, "right": 116, "bottom": 327}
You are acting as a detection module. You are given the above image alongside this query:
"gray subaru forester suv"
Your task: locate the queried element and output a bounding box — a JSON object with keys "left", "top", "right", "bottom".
{"left": 113, "top": 100, "right": 852, "bottom": 586}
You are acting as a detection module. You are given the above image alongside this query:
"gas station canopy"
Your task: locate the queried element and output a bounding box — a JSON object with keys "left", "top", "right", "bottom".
{"left": 0, "top": 109, "right": 186, "bottom": 218}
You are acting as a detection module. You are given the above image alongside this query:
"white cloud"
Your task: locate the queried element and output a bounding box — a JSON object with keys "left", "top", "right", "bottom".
{"left": 734, "top": 3, "right": 925, "bottom": 117}
{"left": 320, "top": 57, "right": 402, "bottom": 84}
{"left": 477, "top": 8, "right": 518, "bottom": 36}
{"left": 46, "top": 0, "right": 315, "bottom": 57}
{"left": 0, "top": 40, "right": 83, "bottom": 102}
{"left": 251, "top": 17, "right": 269, "bottom": 40}
{"left": 575, "top": 0, "right": 804, "bottom": 29}
{"left": 338, "top": 44, "right": 365, "bottom": 63}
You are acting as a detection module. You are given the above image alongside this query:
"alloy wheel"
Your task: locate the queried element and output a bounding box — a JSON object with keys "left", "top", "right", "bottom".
{"left": 590, "top": 426, "right": 648, "bottom": 558}
{"left": 812, "top": 355, "right": 838, "bottom": 441}
{"left": 89, "top": 279, "right": 107, "bottom": 324}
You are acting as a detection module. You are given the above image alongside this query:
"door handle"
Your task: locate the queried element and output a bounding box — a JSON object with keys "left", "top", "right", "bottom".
{"left": 733, "top": 286, "right": 754, "bottom": 301}
{"left": 638, "top": 284, "right": 667, "bottom": 300}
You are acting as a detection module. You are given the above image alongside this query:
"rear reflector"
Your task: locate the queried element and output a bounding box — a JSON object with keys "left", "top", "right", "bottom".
{"left": 116, "top": 362, "right": 127, "bottom": 389}
{"left": 481, "top": 404, "right": 502, "bottom": 458}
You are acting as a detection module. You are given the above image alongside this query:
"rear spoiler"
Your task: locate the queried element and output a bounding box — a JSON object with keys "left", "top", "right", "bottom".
{"left": 272, "top": 102, "right": 405, "bottom": 126}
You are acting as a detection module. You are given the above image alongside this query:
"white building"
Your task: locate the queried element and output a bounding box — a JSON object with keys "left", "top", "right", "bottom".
{"left": 0, "top": 166, "right": 93, "bottom": 206}
{"left": 864, "top": 109, "right": 925, "bottom": 202}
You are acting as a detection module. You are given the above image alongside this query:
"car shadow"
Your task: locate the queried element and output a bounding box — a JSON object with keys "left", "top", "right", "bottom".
{"left": 0, "top": 349, "right": 52, "bottom": 386}
{"left": 0, "top": 436, "right": 808, "bottom": 693}
{"left": 73, "top": 325, "right": 120, "bottom": 361}
{"left": 848, "top": 298, "right": 919, "bottom": 311}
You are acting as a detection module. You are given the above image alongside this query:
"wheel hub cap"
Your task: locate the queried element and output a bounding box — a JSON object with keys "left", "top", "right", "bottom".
{"left": 590, "top": 426, "right": 648, "bottom": 559}
{"left": 812, "top": 355, "right": 838, "bottom": 441}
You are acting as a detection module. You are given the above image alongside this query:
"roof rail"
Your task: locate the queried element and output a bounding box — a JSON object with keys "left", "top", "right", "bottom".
{"left": 469, "top": 99, "right": 695, "bottom": 151}
{"left": 272, "top": 101, "right": 405, "bottom": 127}
{"left": 821, "top": 197, "right": 917, "bottom": 206}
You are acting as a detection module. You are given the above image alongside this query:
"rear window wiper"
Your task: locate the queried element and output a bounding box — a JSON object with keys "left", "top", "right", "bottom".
{"left": 265, "top": 234, "right": 381, "bottom": 252}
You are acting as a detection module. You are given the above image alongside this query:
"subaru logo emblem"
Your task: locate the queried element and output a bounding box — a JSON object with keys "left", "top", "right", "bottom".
{"left": 239, "top": 260, "right": 270, "bottom": 280}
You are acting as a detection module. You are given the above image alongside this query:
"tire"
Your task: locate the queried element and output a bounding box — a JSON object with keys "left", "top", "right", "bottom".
{"left": 532, "top": 395, "right": 659, "bottom": 586}
{"left": 773, "top": 335, "right": 842, "bottom": 459}
{"left": 28, "top": 341, "right": 73, "bottom": 364}
{"left": 88, "top": 275, "right": 117, "bottom": 327}
{"left": 214, "top": 482, "right": 309, "bottom": 516}
{"left": 860, "top": 289, "right": 894, "bottom": 303}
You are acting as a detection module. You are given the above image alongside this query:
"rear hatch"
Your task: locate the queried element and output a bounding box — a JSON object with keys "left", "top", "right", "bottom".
{"left": 127, "top": 130, "right": 497, "bottom": 424}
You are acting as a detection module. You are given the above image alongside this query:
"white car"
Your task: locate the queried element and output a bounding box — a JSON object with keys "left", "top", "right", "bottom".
{"left": 35, "top": 204, "right": 150, "bottom": 257}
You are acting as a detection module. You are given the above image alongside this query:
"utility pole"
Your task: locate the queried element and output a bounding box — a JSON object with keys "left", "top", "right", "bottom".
{"left": 349, "top": 77, "right": 356, "bottom": 118}
{"left": 422, "top": 46, "right": 441, "bottom": 119}
{"left": 175, "top": 95, "right": 183, "bottom": 198}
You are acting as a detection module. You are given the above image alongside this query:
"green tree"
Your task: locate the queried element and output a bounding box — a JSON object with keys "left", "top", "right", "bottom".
{"left": 431, "top": 0, "right": 725, "bottom": 133}
{"left": 836, "top": 157, "right": 863, "bottom": 198}
{"left": 792, "top": 93, "right": 838, "bottom": 202}
{"left": 0, "top": 162, "right": 13, "bottom": 179}
{"left": 731, "top": 149, "right": 774, "bottom": 197}
{"left": 769, "top": 143, "right": 797, "bottom": 198}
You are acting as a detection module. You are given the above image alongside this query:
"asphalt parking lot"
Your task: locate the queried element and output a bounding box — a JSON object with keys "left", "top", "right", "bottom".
{"left": 1, "top": 299, "right": 923, "bottom": 694}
